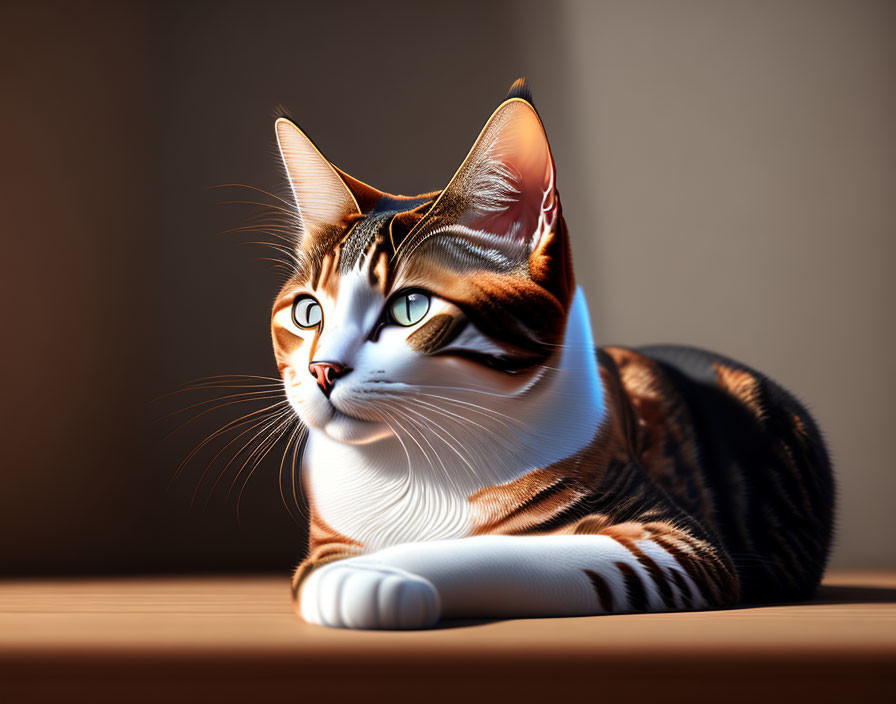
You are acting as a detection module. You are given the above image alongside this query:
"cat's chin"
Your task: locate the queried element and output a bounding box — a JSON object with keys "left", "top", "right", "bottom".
{"left": 323, "top": 414, "right": 392, "bottom": 445}
{"left": 289, "top": 390, "right": 391, "bottom": 445}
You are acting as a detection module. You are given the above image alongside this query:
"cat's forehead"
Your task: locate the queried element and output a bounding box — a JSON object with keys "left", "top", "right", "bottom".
{"left": 303, "top": 193, "right": 437, "bottom": 297}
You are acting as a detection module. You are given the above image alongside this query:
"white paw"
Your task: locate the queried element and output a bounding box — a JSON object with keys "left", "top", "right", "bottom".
{"left": 300, "top": 560, "right": 441, "bottom": 630}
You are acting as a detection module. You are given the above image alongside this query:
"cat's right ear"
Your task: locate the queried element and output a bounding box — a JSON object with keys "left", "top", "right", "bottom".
{"left": 274, "top": 118, "right": 361, "bottom": 246}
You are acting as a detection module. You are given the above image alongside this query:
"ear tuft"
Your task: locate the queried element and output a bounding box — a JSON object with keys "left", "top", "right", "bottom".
{"left": 504, "top": 77, "right": 535, "bottom": 108}
{"left": 272, "top": 104, "right": 296, "bottom": 122}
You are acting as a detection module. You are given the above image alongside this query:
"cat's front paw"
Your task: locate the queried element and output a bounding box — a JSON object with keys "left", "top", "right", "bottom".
{"left": 300, "top": 560, "right": 441, "bottom": 630}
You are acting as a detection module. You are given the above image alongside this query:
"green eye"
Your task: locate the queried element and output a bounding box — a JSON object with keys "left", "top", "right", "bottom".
{"left": 389, "top": 291, "right": 430, "bottom": 326}
{"left": 292, "top": 294, "right": 322, "bottom": 329}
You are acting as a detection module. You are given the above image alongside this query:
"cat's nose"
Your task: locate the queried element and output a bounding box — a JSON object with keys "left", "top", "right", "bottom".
{"left": 308, "top": 361, "right": 351, "bottom": 398}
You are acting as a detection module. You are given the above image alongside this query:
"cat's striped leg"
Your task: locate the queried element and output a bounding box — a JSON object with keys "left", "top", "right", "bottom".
{"left": 298, "top": 525, "right": 737, "bottom": 629}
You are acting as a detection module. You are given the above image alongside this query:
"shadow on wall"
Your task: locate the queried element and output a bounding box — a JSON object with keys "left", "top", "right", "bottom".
{"left": 0, "top": 0, "right": 574, "bottom": 575}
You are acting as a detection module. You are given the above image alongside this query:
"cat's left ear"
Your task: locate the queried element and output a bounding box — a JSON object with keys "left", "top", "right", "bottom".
{"left": 400, "top": 79, "right": 557, "bottom": 258}
{"left": 275, "top": 118, "right": 363, "bottom": 246}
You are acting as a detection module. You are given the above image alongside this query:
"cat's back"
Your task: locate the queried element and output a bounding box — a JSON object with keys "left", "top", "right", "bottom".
{"left": 601, "top": 343, "right": 834, "bottom": 602}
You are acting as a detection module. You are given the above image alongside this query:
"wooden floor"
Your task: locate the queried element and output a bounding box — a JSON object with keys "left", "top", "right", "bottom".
{"left": 1, "top": 570, "right": 894, "bottom": 703}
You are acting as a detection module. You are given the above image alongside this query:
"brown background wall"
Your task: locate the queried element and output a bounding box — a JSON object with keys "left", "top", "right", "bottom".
{"left": 0, "top": 0, "right": 893, "bottom": 575}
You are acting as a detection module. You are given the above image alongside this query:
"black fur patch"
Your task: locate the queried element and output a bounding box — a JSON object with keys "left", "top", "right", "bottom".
{"left": 505, "top": 77, "right": 535, "bottom": 106}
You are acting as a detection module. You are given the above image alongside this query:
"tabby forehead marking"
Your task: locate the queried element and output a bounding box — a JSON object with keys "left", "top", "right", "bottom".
{"left": 297, "top": 194, "right": 438, "bottom": 295}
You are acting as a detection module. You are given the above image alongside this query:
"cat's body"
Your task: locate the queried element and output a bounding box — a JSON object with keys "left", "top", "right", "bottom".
{"left": 269, "top": 81, "right": 833, "bottom": 629}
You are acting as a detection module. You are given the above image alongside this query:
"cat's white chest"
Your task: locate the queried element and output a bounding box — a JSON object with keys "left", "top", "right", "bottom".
{"left": 305, "top": 435, "right": 475, "bottom": 549}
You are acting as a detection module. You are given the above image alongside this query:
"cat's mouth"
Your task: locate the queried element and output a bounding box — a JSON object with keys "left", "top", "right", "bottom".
{"left": 306, "top": 394, "right": 393, "bottom": 445}
{"left": 327, "top": 401, "right": 375, "bottom": 425}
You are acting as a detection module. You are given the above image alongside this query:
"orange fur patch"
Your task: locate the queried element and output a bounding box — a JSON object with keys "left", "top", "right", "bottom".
{"left": 713, "top": 362, "right": 764, "bottom": 419}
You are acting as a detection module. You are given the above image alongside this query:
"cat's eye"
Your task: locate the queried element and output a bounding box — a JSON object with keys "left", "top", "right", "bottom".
{"left": 292, "top": 294, "right": 322, "bottom": 329}
{"left": 388, "top": 291, "right": 430, "bottom": 327}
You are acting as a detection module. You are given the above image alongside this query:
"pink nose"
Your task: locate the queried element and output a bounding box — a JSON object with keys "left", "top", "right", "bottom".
{"left": 308, "top": 361, "right": 350, "bottom": 397}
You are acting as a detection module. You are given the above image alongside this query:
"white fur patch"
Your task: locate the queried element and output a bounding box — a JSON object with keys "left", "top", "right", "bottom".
{"left": 304, "top": 288, "right": 604, "bottom": 549}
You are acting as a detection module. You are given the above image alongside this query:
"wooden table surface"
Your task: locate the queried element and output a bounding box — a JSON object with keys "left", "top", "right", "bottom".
{"left": 1, "top": 570, "right": 894, "bottom": 703}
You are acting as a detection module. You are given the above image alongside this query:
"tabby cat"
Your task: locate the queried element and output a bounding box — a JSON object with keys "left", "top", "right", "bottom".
{"left": 269, "top": 79, "right": 834, "bottom": 629}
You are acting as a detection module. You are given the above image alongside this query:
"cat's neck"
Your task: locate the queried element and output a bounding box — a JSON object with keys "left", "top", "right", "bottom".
{"left": 304, "top": 287, "right": 605, "bottom": 549}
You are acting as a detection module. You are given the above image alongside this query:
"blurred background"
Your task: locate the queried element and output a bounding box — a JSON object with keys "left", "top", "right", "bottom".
{"left": 1, "top": 0, "right": 893, "bottom": 575}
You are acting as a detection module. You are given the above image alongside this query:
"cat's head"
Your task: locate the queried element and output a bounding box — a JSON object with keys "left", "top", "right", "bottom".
{"left": 271, "top": 80, "right": 575, "bottom": 445}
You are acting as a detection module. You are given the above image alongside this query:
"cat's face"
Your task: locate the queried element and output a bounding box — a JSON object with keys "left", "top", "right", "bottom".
{"left": 271, "top": 83, "right": 575, "bottom": 446}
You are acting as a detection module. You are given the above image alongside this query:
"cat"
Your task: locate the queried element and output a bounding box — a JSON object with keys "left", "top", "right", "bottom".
{"left": 269, "top": 79, "right": 834, "bottom": 629}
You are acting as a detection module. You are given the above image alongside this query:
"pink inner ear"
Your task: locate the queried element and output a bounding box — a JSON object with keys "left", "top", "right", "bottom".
{"left": 457, "top": 106, "right": 556, "bottom": 245}
{"left": 466, "top": 157, "right": 555, "bottom": 244}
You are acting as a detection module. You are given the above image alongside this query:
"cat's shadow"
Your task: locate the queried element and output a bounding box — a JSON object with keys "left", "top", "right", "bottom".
{"left": 428, "top": 583, "right": 896, "bottom": 630}
{"left": 430, "top": 617, "right": 503, "bottom": 630}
